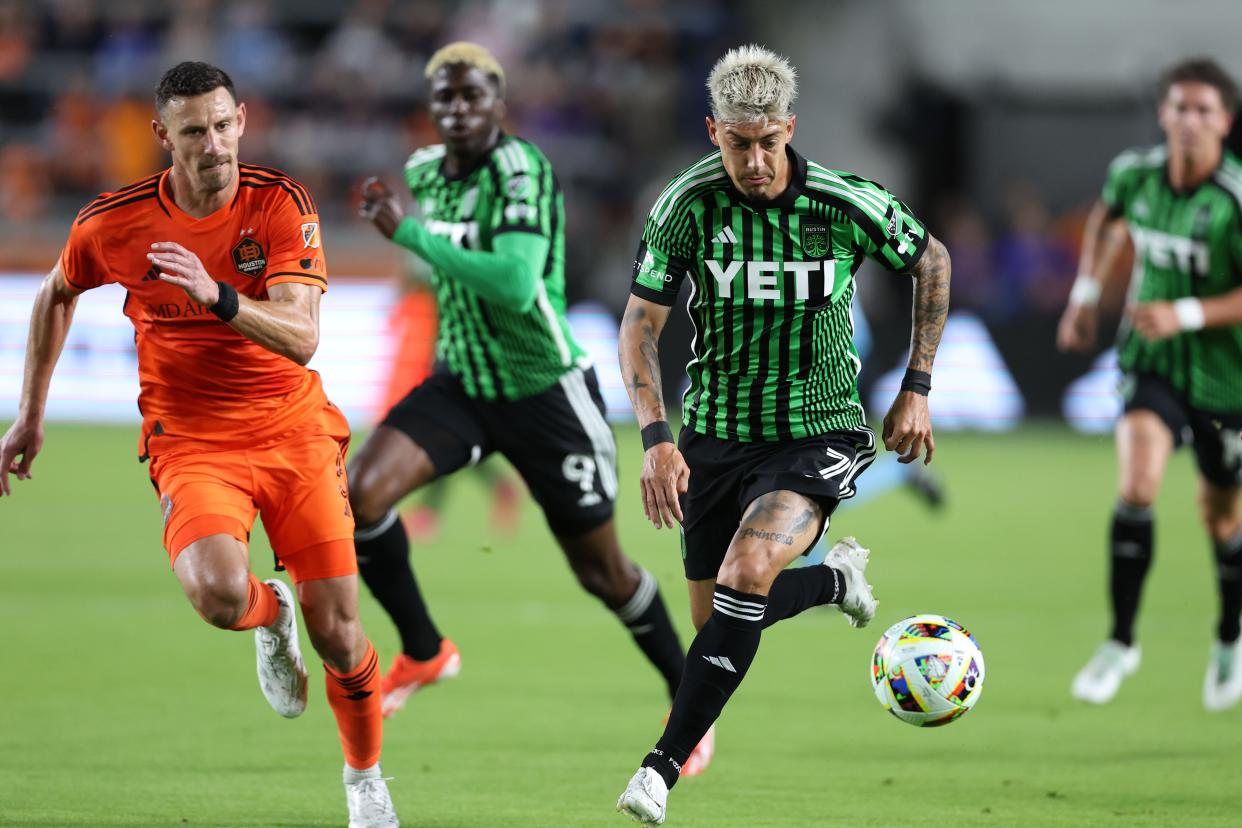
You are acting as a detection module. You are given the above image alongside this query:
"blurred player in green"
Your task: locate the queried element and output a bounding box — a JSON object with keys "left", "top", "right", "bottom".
{"left": 349, "top": 42, "right": 712, "bottom": 772}
{"left": 1059, "top": 58, "right": 1242, "bottom": 711}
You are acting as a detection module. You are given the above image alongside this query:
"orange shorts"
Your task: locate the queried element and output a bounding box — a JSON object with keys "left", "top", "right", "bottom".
{"left": 149, "top": 403, "right": 357, "bottom": 584}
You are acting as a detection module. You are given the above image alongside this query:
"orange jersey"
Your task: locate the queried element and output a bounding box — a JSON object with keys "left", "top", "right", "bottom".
{"left": 60, "top": 164, "right": 333, "bottom": 459}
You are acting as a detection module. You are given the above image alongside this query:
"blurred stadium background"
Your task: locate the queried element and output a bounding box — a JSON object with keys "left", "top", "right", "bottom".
{"left": 6, "top": 2, "right": 1242, "bottom": 827}
{"left": 5, "top": 0, "right": 1242, "bottom": 430}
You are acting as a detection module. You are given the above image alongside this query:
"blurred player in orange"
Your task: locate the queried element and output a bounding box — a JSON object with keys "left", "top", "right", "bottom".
{"left": 0, "top": 62, "right": 398, "bottom": 828}
{"left": 379, "top": 269, "right": 520, "bottom": 542}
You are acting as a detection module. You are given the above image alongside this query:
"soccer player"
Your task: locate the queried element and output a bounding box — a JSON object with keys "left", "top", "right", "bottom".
{"left": 0, "top": 62, "right": 398, "bottom": 827}
{"left": 615, "top": 45, "right": 951, "bottom": 825}
{"left": 351, "top": 42, "right": 709, "bottom": 768}
{"left": 1058, "top": 57, "right": 1242, "bottom": 711}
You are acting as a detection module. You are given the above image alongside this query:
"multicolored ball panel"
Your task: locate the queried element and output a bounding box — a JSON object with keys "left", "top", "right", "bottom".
{"left": 870, "top": 613, "right": 985, "bottom": 727}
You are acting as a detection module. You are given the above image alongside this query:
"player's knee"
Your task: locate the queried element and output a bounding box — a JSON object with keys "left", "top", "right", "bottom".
{"left": 347, "top": 468, "right": 393, "bottom": 529}
{"left": 1117, "top": 483, "right": 1158, "bottom": 511}
{"left": 306, "top": 613, "right": 362, "bottom": 670}
{"left": 568, "top": 554, "right": 635, "bottom": 606}
{"left": 187, "top": 569, "right": 250, "bottom": 629}
{"left": 717, "top": 552, "right": 780, "bottom": 596}
{"left": 1199, "top": 502, "right": 1241, "bottom": 543}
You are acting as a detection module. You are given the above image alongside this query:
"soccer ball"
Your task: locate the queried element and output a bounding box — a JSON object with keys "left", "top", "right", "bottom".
{"left": 871, "top": 614, "right": 985, "bottom": 727}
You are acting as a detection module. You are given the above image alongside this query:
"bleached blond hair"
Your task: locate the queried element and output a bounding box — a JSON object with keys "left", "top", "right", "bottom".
{"left": 707, "top": 44, "right": 797, "bottom": 123}
{"left": 425, "top": 42, "right": 506, "bottom": 96}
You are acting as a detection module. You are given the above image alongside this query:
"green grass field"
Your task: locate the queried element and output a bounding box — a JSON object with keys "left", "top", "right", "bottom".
{"left": 3, "top": 423, "right": 1240, "bottom": 827}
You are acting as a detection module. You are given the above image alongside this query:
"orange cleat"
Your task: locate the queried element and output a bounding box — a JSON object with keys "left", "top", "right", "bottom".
{"left": 681, "top": 723, "right": 715, "bottom": 777}
{"left": 379, "top": 639, "right": 462, "bottom": 718}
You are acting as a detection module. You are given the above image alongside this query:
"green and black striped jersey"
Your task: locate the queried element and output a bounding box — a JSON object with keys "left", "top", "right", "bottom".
{"left": 404, "top": 135, "right": 585, "bottom": 401}
{"left": 1104, "top": 145, "right": 1242, "bottom": 412}
{"left": 631, "top": 146, "right": 928, "bottom": 441}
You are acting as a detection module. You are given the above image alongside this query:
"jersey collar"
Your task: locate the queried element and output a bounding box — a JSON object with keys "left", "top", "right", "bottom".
{"left": 733, "top": 144, "right": 806, "bottom": 210}
{"left": 1164, "top": 148, "right": 1226, "bottom": 197}
{"left": 440, "top": 132, "right": 506, "bottom": 182}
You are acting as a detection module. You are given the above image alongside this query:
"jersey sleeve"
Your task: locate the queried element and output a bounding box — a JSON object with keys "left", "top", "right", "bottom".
{"left": 263, "top": 188, "right": 328, "bottom": 292}
{"left": 839, "top": 175, "right": 929, "bottom": 273}
{"left": 1100, "top": 148, "right": 1145, "bottom": 218}
{"left": 59, "top": 213, "right": 112, "bottom": 291}
{"left": 488, "top": 140, "right": 555, "bottom": 238}
{"left": 630, "top": 197, "right": 698, "bottom": 306}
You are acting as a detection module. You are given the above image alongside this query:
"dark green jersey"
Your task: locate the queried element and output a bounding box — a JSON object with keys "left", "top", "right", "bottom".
{"left": 631, "top": 146, "right": 928, "bottom": 441}
{"left": 404, "top": 136, "right": 585, "bottom": 401}
{"left": 1104, "top": 145, "right": 1242, "bottom": 411}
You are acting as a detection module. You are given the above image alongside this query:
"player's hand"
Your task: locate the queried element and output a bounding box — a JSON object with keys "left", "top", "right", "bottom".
{"left": 147, "top": 242, "right": 220, "bottom": 307}
{"left": 882, "top": 391, "right": 935, "bottom": 465}
{"left": 359, "top": 176, "right": 405, "bottom": 239}
{"left": 1056, "top": 302, "right": 1098, "bottom": 352}
{"left": 1129, "top": 301, "right": 1180, "bottom": 342}
{"left": 0, "top": 416, "right": 44, "bottom": 497}
{"left": 640, "top": 442, "right": 689, "bottom": 529}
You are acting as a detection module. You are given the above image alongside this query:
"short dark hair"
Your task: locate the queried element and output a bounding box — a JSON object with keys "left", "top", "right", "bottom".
{"left": 1159, "top": 57, "right": 1238, "bottom": 114}
{"left": 155, "top": 61, "right": 237, "bottom": 112}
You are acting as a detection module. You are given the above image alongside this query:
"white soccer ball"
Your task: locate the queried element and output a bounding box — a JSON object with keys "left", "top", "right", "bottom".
{"left": 871, "top": 614, "right": 985, "bottom": 727}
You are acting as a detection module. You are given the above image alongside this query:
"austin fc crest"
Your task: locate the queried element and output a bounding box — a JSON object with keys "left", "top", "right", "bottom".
{"left": 802, "top": 223, "right": 829, "bottom": 258}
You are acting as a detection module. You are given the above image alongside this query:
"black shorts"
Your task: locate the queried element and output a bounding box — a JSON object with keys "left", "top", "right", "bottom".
{"left": 1122, "top": 372, "right": 1242, "bottom": 488}
{"left": 380, "top": 366, "right": 617, "bottom": 537}
{"left": 677, "top": 427, "right": 877, "bottom": 581}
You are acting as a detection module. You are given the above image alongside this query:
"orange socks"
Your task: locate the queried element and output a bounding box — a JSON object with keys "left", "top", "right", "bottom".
{"left": 325, "top": 641, "right": 383, "bottom": 769}
{"left": 227, "top": 574, "right": 281, "bottom": 630}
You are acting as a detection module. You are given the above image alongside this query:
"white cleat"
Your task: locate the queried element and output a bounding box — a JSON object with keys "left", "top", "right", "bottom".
{"left": 255, "top": 578, "right": 308, "bottom": 718}
{"left": 345, "top": 768, "right": 399, "bottom": 828}
{"left": 825, "top": 536, "right": 877, "bottom": 628}
{"left": 1204, "top": 637, "right": 1242, "bottom": 712}
{"left": 617, "top": 767, "right": 668, "bottom": 826}
{"left": 1071, "top": 640, "right": 1140, "bottom": 704}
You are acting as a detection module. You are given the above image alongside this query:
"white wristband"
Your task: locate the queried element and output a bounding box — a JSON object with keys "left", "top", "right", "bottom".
{"left": 1068, "top": 274, "right": 1101, "bottom": 306}
{"left": 1173, "top": 297, "right": 1206, "bottom": 331}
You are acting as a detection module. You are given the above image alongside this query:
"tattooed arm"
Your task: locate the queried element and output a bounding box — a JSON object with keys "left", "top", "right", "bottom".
{"left": 619, "top": 295, "right": 671, "bottom": 428}
{"left": 619, "top": 294, "right": 689, "bottom": 528}
{"left": 882, "top": 234, "right": 951, "bottom": 465}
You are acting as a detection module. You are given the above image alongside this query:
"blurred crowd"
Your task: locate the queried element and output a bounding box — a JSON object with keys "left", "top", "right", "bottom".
{"left": 0, "top": 0, "right": 1101, "bottom": 316}
{"left": 0, "top": 0, "right": 738, "bottom": 297}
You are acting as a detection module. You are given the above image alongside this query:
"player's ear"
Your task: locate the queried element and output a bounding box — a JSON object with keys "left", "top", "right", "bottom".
{"left": 151, "top": 117, "right": 173, "bottom": 152}
{"left": 706, "top": 116, "right": 719, "bottom": 147}
{"left": 236, "top": 101, "right": 247, "bottom": 139}
{"left": 786, "top": 114, "right": 796, "bottom": 141}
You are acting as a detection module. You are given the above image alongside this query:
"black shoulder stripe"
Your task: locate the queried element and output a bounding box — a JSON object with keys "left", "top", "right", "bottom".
{"left": 239, "top": 172, "right": 314, "bottom": 215}
{"left": 802, "top": 190, "right": 887, "bottom": 250}
{"left": 238, "top": 179, "right": 310, "bottom": 215}
{"left": 76, "top": 190, "right": 158, "bottom": 225}
{"left": 77, "top": 174, "right": 162, "bottom": 216}
{"left": 266, "top": 271, "right": 327, "bottom": 285}
{"left": 240, "top": 164, "right": 316, "bottom": 213}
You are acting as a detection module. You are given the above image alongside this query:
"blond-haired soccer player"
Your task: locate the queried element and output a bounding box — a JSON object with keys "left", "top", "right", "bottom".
{"left": 0, "top": 62, "right": 398, "bottom": 828}
{"left": 616, "top": 45, "right": 951, "bottom": 824}
{"left": 352, "top": 41, "right": 715, "bottom": 773}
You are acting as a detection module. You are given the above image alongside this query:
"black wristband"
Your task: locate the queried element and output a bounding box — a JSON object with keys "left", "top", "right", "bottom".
{"left": 210, "top": 281, "right": 240, "bottom": 322}
{"left": 900, "top": 368, "right": 932, "bottom": 396}
{"left": 641, "top": 420, "right": 674, "bottom": 450}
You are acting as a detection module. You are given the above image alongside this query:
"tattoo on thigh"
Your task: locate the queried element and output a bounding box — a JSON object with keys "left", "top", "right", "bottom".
{"left": 738, "top": 527, "right": 794, "bottom": 545}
